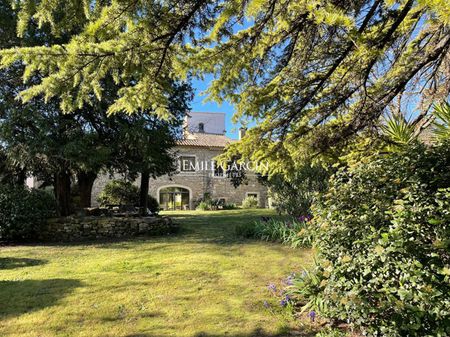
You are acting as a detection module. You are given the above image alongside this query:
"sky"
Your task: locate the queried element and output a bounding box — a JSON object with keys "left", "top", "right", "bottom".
{"left": 190, "top": 76, "right": 241, "bottom": 139}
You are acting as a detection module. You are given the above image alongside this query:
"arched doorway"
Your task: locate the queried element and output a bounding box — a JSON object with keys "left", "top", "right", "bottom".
{"left": 159, "top": 186, "right": 190, "bottom": 210}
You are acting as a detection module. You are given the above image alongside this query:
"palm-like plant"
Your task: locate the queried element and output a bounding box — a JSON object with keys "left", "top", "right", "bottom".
{"left": 381, "top": 114, "right": 417, "bottom": 149}
{"left": 432, "top": 102, "right": 450, "bottom": 141}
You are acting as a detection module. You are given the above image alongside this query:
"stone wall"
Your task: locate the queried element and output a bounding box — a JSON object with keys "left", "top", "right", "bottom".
{"left": 39, "top": 216, "right": 177, "bottom": 242}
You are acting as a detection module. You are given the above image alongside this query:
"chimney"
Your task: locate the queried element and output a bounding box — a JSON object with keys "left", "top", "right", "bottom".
{"left": 238, "top": 127, "right": 247, "bottom": 140}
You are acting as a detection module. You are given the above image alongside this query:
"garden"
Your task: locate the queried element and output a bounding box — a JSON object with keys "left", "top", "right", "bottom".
{"left": 1, "top": 1, "right": 450, "bottom": 336}
{"left": 0, "top": 209, "right": 316, "bottom": 337}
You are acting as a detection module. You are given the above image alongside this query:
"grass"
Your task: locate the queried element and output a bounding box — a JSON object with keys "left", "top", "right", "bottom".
{"left": 0, "top": 209, "right": 314, "bottom": 337}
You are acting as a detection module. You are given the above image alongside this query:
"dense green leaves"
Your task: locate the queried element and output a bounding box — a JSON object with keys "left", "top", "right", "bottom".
{"left": 433, "top": 102, "right": 450, "bottom": 141}
{"left": 190, "top": 0, "right": 450, "bottom": 169}
{"left": 0, "top": 1, "right": 448, "bottom": 171}
{"left": 236, "top": 217, "right": 314, "bottom": 248}
{"left": 1, "top": 0, "right": 211, "bottom": 116}
{"left": 291, "top": 143, "right": 450, "bottom": 336}
{"left": 267, "top": 164, "right": 329, "bottom": 216}
{"left": 0, "top": 184, "right": 56, "bottom": 241}
{"left": 97, "top": 180, "right": 140, "bottom": 206}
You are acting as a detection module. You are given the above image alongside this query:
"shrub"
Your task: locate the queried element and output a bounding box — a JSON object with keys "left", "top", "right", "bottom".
{"left": 97, "top": 180, "right": 139, "bottom": 206}
{"left": 241, "top": 196, "right": 258, "bottom": 209}
{"left": 196, "top": 200, "right": 211, "bottom": 211}
{"left": 195, "top": 198, "right": 236, "bottom": 210}
{"left": 268, "top": 164, "right": 329, "bottom": 216}
{"left": 291, "top": 142, "right": 450, "bottom": 337}
{"left": 222, "top": 202, "right": 237, "bottom": 210}
{"left": 0, "top": 184, "right": 56, "bottom": 241}
{"left": 236, "top": 217, "right": 313, "bottom": 248}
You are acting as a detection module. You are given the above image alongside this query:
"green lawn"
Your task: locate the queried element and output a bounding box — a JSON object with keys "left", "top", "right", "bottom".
{"left": 0, "top": 209, "right": 314, "bottom": 337}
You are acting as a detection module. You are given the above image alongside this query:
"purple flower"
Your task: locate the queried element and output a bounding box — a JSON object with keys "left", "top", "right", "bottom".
{"left": 285, "top": 273, "right": 295, "bottom": 286}
{"left": 297, "top": 215, "right": 313, "bottom": 222}
{"left": 263, "top": 300, "right": 270, "bottom": 308}
{"left": 267, "top": 283, "right": 277, "bottom": 292}
{"left": 308, "top": 310, "right": 316, "bottom": 322}
{"left": 280, "top": 294, "right": 291, "bottom": 307}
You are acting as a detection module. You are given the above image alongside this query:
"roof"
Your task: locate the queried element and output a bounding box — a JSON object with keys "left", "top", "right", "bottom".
{"left": 176, "top": 132, "right": 236, "bottom": 148}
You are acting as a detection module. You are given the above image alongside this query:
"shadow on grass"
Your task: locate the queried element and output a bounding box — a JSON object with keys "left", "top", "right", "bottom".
{"left": 0, "top": 279, "right": 82, "bottom": 318}
{"left": 0, "top": 257, "right": 47, "bottom": 270}
{"left": 123, "top": 328, "right": 316, "bottom": 337}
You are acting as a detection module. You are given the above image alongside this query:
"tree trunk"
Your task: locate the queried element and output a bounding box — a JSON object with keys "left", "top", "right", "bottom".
{"left": 77, "top": 171, "right": 97, "bottom": 208}
{"left": 139, "top": 170, "right": 150, "bottom": 216}
{"left": 54, "top": 170, "right": 72, "bottom": 217}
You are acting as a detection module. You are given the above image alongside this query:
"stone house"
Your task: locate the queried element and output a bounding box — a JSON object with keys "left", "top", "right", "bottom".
{"left": 91, "top": 112, "right": 268, "bottom": 210}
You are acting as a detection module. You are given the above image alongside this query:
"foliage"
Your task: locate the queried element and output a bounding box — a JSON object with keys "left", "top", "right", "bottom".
{"left": 0, "top": 184, "right": 56, "bottom": 241}
{"left": 189, "top": 0, "right": 450, "bottom": 170}
{"left": 291, "top": 143, "right": 450, "bottom": 336}
{"left": 433, "top": 102, "right": 450, "bottom": 141}
{"left": 196, "top": 200, "right": 211, "bottom": 211}
{"left": 0, "top": 1, "right": 193, "bottom": 215}
{"left": 222, "top": 202, "right": 237, "bottom": 210}
{"left": 1, "top": 1, "right": 449, "bottom": 171}
{"left": 268, "top": 164, "right": 329, "bottom": 216}
{"left": 97, "top": 180, "right": 139, "bottom": 206}
{"left": 195, "top": 198, "right": 236, "bottom": 211}
{"left": 0, "top": 0, "right": 208, "bottom": 116}
{"left": 241, "top": 196, "right": 259, "bottom": 209}
{"left": 236, "top": 217, "right": 313, "bottom": 248}
{"left": 381, "top": 114, "right": 417, "bottom": 148}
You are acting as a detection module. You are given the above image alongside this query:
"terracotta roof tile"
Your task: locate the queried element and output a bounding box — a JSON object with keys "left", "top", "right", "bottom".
{"left": 176, "top": 132, "right": 236, "bottom": 148}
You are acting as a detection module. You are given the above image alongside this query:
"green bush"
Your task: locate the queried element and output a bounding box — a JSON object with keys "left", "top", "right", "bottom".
{"left": 236, "top": 217, "right": 313, "bottom": 248}
{"left": 97, "top": 180, "right": 139, "bottom": 206}
{"left": 195, "top": 198, "right": 237, "bottom": 211}
{"left": 241, "top": 196, "right": 258, "bottom": 209}
{"left": 196, "top": 200, "right": 211, "bottom": 211}
{"left": 0, "top": 184, "right": 56, "bottom": 241}
{"left": 222, "top": 202, "right": 237, "bottom": 210}
{"left": 291, "top": 143, "right": 450, "bottom": 336}
{"left": 268, "top": 164, "right": 329, "bottom": 216}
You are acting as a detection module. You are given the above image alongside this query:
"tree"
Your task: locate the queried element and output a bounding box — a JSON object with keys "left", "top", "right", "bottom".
{"left": 192, "top": 0, "right": 450, "bottom": 172}
{"left": 2, "top": 1, "right": 449, "bottom": 175}
{"left": 0, "top": 1, "right": 193, "bottom": 215}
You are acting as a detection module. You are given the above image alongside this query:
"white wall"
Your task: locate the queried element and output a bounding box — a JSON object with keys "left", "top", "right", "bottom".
{"left": 185, "top": 112, "right": 226, "bottom": 135}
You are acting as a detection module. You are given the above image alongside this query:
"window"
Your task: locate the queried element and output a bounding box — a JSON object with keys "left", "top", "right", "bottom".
{"left": 179, "top": 156, "right": 196, "bottom": 172}
{"left": 198, "top": 122, "right": 204, "bottom": 133}
{"left": 217, "top": 198, "right": 226, "bottom": 206}
{"left": 159, "top": 187, "right": 190, "bottom": 211}
{"left": 246, "top": 193, "right": 259, "bottom": 199}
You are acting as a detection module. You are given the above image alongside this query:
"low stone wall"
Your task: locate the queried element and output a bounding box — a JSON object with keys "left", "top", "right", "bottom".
{"left": 39, "top": 216, "right": 178, "bottom": 242}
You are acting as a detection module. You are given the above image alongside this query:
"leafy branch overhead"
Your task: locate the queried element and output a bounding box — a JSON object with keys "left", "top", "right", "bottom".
{"left": 1, "top": 0, "right": 211, "bottom": 116}
{"left": 1, "top": 0, "right": 450, "bottom": 168}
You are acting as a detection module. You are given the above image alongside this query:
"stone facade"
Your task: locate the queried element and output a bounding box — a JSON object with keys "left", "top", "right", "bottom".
{"left": 91, "top": 145, "right": 268, "bottom": 209}
{"left": 39, "top": 216, "right": 177, "bottom": 242}
{"left": 90, "top": 112, "right": 269, "bottom": 210}
{"left": 148, "top": 146, "right": 268, "bottom": 209}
